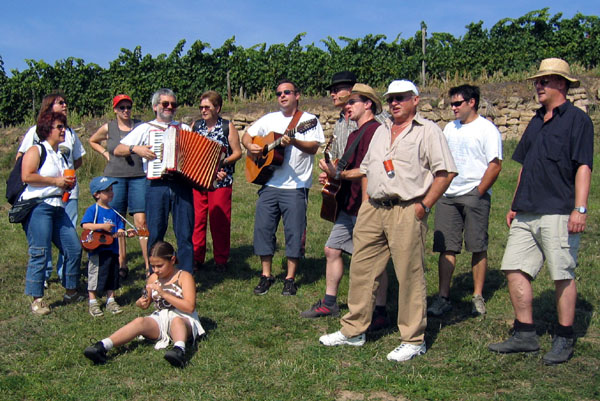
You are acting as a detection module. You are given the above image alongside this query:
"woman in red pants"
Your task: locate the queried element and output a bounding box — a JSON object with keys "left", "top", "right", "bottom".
{"left": 191, "top": 91, "right": 242, "bottom": 272}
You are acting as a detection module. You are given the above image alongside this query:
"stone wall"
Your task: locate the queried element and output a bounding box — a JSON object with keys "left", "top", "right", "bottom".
{"left": 224, "top": 81, "right": 597, "bottom": 143}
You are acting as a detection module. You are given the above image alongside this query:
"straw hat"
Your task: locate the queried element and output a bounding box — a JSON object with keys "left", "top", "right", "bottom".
{"left": 341, "top": 83, "right": 383, "bottom": 114}
{"left": 527, "top": 58, "right": 580, "bottom": 88}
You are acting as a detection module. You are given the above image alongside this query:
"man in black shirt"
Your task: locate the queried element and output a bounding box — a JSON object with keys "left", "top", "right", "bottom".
{"left": 488, "top": 58, "right": 594, "bottom": 365}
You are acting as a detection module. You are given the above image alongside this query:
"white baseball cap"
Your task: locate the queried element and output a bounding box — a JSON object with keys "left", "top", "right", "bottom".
{"left": 383, "top": 80, "right": 419, "bottom": 97}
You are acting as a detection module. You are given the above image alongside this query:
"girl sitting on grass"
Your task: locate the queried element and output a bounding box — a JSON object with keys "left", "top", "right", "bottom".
{"left": 83, "top": 241, "right": 204, "bottom": 367}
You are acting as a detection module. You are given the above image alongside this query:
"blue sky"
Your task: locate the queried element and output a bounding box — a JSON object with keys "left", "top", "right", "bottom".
{"left": 1, "top": 1, "right": 598, "bottom": 75}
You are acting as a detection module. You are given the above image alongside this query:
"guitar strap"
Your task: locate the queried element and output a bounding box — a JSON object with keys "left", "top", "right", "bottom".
{"left": 286, "top": 110, "right": 304, "bottom": 133}
{"left": 336, "top": 119, "right": 378, "bottom": 172}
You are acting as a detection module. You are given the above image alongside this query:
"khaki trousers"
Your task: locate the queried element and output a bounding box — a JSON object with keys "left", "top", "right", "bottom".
{"left": 340, "top": 200, "right": 428, "bottom": 344}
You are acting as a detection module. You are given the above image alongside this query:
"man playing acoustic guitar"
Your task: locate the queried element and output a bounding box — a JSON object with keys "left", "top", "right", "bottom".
{"left": 242, "top": 79, "right": 324, "bottom": 296}
{"left": 301, "top": 83, "right": 389, "bottom": 326}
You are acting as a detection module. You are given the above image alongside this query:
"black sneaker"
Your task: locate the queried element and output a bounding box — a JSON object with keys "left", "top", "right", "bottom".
{"left": 488, "top": 330, "right": 539, "bottom": 353}
{"left": 543, "top": 335, "right": 575, "bottom": 365}
{"left": 368, "top": 309, "right": 391, "bottom": 332}
{"left": 281, "top": 278, "right": 297, "bottom": 296}
{"left": 253, "top": 275, "right": 275, "bottom": 295}
{"left": 300, "top": 299, "right": 340, "bottom": 318}
{"left": 164, "top": 346, "right": 186, "bottom": 368}
{"left": 83, "top": 341, "right": 107, "bottom": 364}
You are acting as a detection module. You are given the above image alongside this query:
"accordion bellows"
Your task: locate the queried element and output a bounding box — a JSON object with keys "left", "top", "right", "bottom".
{"left": 147, "top": 124, "right": 226, "bottom": 190}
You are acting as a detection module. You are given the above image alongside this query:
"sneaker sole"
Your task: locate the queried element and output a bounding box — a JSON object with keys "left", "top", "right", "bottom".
{"left": 387, "top": 351, "right": 425, "bottom": 362}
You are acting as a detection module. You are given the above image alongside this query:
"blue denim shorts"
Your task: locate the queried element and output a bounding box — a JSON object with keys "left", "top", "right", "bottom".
{"left": 109, "top": 176, "right": 146, "bottom": 215}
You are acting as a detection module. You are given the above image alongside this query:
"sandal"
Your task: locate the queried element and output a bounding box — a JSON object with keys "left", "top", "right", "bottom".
{"left": 118, "top": 266, "right": 129, "bottom": 279}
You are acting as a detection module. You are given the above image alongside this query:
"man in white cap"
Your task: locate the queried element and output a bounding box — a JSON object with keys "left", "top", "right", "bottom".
{"left": 301, "top": 83, "right": 388, "bottom": 327}
{"left": 320, "top": 79, "right": 457, "bottom": 362}
{"left": 489, "top": 58, "right": 593, "bottom": 365}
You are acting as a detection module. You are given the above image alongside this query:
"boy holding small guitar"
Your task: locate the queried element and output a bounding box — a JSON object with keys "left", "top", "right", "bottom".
{"left": 242, "top": 79, "right": 324, "bottom": 296}
{"left": 81, "top": 176, "right": 135, "bottom": 317}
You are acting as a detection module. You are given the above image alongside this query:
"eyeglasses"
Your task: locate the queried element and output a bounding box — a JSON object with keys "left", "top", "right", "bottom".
{"left": 276, "top": 89, "right": 294, "bottom": 97}
{"left": 534, "top": 78, "right": 551, "bottom": 87}
{"left": 450, "top": 99, "right": 467, "bottom": 108}
{"left": 199, "top": 105, "right": 213, "bottom": 110}
{"left": 386, "top": 94, "right": 413, "bottom": 104}
{"left": 118, "top": 105, "right": 133, "bottom": 111}
{"left": 52, "top": 124, "right": 65, "bottom": 130}
{"left": 56, "top": 100, "right": 67, "bottom": 106}
{"left": 346, "top": 99, "right": 364, "bottom": 106}
{"left": 160, "top": 101, "right": 178, "bottom": 109}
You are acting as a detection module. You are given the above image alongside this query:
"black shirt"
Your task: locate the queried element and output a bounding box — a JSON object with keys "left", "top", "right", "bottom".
{"left": 512, "top": 101, "right": 594, "bottom": 214}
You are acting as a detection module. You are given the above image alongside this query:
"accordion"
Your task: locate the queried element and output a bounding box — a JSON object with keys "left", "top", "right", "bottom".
{"left": 147, "top": 124, "right": 226, "bottom": 190}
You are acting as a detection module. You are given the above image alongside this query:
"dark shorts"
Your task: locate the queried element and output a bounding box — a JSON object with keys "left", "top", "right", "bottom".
{"left": 253, "top": 186, "right": 308, "bottom": 258}
{"left": 433, "top": 188, "right": 491, "bottom": 254}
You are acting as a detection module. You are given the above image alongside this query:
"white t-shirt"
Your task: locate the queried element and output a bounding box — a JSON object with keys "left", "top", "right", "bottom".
{"left": 246, "top": 111, "right": 324, "bottom": 189}
{"left": 443, "top": 115, "right": 503, "bottom": 197}
{"left": 20, "top": 142, "right": 68, "bottom": 207}
{"left": 120, "top": 120, "right": 191, "bottom": 174}
{"left": 18, "top": 125, "right": 86, "bottom": 199}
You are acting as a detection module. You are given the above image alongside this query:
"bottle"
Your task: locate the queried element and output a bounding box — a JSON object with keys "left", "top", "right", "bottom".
{"left": 383, "top": 160, "right": 395, "bottom": 178}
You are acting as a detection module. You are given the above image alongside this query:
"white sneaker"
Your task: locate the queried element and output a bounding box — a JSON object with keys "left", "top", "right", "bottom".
{"left": 386, "top": 342, "right": 426, "bottom": 362}
{"left": 319, "top": 331, "right": 365, "bottom": 347}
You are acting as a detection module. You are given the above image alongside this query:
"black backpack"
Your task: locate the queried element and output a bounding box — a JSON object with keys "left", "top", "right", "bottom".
{"left": 6, "top": 144, "right": 47, "bottom": 205}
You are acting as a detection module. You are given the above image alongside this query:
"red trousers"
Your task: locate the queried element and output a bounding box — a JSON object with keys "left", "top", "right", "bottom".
{"left": 192, "top": 186, "right": 232, "bottom": 265}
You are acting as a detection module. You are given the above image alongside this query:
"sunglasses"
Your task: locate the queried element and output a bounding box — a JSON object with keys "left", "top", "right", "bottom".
{"left": 118, "top": 105, "right": 133, "bottom": 111}
{"left": 160, "top": 101, "right": 178, "bottom": 109}
{"left": 56, "top": 100, "right": 67, "bottom": 106}
{"left": 386, "top": 94, "right": 413, "bottom": 104}
{"left": 450, "top": 99, "right": 467, "bottom": 108}
{"left": 276, "top": 89, "right": 294, "bottom": 97}
{"left": 534, "top": 78, "right": 552, "bottom": 87}
{"left": 52, "top": 124, "right": 66, "bottom": 130}
{"left": 346, "top": 99, "right": 364, "bottom": 106}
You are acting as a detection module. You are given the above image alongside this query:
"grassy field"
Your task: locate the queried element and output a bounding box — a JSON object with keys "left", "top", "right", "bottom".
{"left": 0, "top": 125, "right": 599, "bottom": 400}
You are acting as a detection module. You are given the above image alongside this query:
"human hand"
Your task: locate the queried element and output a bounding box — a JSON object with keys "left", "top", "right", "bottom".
{"left": 568, "top": 210, "right": 587, "bottom": 233}
{"left": 506, "top": 210, "right": 517, "bottom": 228}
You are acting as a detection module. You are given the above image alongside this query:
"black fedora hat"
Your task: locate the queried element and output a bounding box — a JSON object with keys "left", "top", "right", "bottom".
{"left": 327, "top": 71, "right": 357, "bottom": 90}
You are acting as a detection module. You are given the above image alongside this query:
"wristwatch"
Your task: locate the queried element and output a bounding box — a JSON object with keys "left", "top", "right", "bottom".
{"left": 129, "top": 145, "right": 135, "bottom": 154}
{"left": 574, "top": 206, "right": 587, "bottom": 214}
{"left": 419, "top": 201, "right": 431, "bottom": 213}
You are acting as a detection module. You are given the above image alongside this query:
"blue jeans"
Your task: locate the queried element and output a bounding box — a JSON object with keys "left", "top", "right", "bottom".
{"left": 44, "top": 198, "right": 78, "bottom": 281}
{"left": 146, "top": 179, "right": 194, "bottom": 273}
{"left": 24, "top": 202, "right": 82, "bottom": 297}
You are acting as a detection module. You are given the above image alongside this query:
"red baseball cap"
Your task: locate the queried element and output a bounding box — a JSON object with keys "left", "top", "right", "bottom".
{"left": 112, "top": 94, "right": 133, "bottom": 108}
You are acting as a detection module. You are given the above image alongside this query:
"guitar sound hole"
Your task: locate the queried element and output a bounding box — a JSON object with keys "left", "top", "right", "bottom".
{"left": 99, "top": 236, "right": 108, "bottom": 244}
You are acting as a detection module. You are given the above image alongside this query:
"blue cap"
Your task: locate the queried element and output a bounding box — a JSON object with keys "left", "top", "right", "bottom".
{"left": 89, "top": 176, "right": 117, "bottom": 195}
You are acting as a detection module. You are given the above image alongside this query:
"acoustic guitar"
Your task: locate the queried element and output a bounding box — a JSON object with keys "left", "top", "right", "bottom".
{"left": 80, "top": 227, "right": 150, "bottom": 251}
{"left": 245, "top": 118, "right": 318, "bottom": 185}
{"left": 320, "top": 136, "right": 342, "bottom": 223}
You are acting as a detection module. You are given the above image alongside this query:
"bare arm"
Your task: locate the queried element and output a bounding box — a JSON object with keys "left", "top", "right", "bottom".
{"left": 145, "top": 271, "right": 196, "bottom": 314}
{"left": 506, "top": 168, "right": 523, "bottom": 227}
{"left": 568, "top": 164, "right": 591, "bottom": 233}
{"left": 415, "top": 171, "right": 457, "bottom": 219}
{"left": 89, "top": 123, "right": 110, "bottom": 161}
{"left": 225, "top": 122, "right": 242, "bottom": 165}
{"left": 282, "top": 136, "right": 319, "bottom": 155}
{"left": 477, "top": 158, "right": 502, "bottom": 195}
